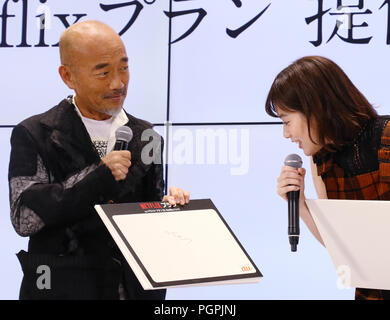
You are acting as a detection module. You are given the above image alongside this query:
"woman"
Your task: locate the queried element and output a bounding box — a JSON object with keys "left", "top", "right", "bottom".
{"left": 265, "top": 55, "right": 390, "bottom": 300}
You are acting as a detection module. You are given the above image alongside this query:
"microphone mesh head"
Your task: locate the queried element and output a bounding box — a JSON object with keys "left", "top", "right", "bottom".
{"left": 115, "top": 126, "right": 133, "bottom": 142}
{"left": 284, "top": 154, "right": 303, "bottom": 169}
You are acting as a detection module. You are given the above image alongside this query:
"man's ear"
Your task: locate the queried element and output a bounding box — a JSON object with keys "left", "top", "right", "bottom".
{"left": 58, "top": 65, "right": 75, "bottom": 90}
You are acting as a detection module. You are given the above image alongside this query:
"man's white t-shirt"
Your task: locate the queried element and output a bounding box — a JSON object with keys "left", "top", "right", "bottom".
{"left": 72, "top": 95, "right": 129, "bottom": 158}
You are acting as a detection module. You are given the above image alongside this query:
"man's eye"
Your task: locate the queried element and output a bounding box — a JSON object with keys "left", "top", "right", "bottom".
{"left": 121, "top": 66, "right": 129, "bottom": 71}
{"left": 283, "top": 121, "right": 290, "bottom": 126}
{"left": 97, "top": 71, "right": 108, "bottom": 77}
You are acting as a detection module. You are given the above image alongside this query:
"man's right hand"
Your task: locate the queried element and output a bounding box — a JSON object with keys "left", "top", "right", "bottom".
{"left": 101, "top": 150, "right": 131, "bottom": 181}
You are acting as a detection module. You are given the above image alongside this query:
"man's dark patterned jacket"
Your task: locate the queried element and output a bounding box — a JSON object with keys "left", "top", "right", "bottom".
{"left": 8, "top": 98, "right": 166, "bottom": 300}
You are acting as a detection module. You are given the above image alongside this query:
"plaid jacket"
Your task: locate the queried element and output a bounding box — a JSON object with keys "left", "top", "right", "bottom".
{"left": 313, "top": 115, "right": 390, "bottom": 300}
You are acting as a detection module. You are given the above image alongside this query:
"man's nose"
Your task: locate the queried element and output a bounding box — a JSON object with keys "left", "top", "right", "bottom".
{"left": 109, "top": 73, "right": 125, "bottom": 90}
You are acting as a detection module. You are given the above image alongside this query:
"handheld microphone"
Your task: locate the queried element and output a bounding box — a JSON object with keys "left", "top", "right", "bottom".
{"left": 114, "top": 126, "right": 133, "bottom": 151}
{"left": 284, "top": 154, "right": 303, "bottom": 252}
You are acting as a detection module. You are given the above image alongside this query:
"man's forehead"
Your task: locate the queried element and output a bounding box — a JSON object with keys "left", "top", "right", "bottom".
{"left": 81, "top": 36, "right": 126, "bottom": 55}
{"left": 75, "top": 41, "right": 127, "bottom": 66}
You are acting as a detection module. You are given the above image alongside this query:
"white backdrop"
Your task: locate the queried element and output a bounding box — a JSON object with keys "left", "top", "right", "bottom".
{"left": 3, "top": 0, "right": 390, "bottom": 299}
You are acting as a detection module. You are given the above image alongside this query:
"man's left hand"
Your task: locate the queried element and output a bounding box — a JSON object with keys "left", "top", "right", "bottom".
{"left": 162, "top": 186, "right": 190, "bottom": 206}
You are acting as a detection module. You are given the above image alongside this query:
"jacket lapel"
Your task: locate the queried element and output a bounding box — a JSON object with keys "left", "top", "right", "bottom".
{"left": 40, "top": 99, "right": 101, "bottom": 180}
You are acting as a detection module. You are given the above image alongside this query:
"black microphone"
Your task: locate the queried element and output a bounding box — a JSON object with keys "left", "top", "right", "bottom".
{"left": 284, "top": 154, "right": 303, "bottom": 252}
{"left": 114, "top": 126, "right": 133, "bottom": 150}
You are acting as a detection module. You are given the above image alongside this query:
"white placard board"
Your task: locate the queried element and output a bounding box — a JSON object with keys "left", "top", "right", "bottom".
{"left": 95, "top": 199, "right": 262, "bottom": 290}
{"left": 306, "top": 199, "right": 390, "bottom": 290}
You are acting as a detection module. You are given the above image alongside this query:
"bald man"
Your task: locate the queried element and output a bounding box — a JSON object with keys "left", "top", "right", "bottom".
{"left": 8, "top": 20, "right": 189, "bottom": 300}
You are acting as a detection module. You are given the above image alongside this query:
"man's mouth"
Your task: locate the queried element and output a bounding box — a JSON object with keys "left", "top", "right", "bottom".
{"left": 106, "top": 94, "right": 124, "bottom": 100}
{"left": 104, "top": 90, "right": 126, "bottom": 100}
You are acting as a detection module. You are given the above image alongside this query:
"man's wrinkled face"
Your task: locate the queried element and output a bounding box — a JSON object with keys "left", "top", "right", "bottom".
{"left": 69, "top": 38, "right": 129, "bottom": 119}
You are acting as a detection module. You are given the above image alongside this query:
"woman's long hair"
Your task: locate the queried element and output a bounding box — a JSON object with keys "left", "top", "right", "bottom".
{"left": 265, "top": 56, "right": 378, "bottom": 151}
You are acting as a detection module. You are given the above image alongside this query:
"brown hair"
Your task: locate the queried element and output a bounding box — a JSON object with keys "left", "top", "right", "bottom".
{"left": 265, "top": 56, "right": 377, "bottom": 151}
